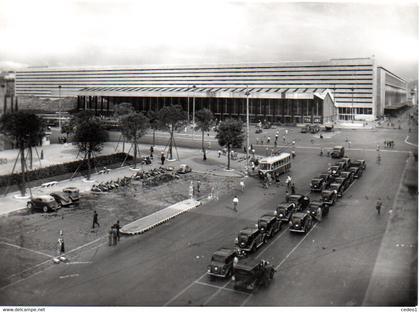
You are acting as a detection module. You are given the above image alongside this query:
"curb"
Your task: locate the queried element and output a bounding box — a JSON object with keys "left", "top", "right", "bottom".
{"left": 120, "top": 200, "right": 201, "bottom": 236}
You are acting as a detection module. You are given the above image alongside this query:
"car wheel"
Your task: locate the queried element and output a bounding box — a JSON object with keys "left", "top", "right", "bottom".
{"left": 42, "top": 206, "right": 48, "bottom": 213}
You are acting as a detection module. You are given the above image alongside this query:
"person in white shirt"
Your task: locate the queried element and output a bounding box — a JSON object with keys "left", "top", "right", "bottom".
{"left": 233, "top": 196, "right": 239, "bottom": 211}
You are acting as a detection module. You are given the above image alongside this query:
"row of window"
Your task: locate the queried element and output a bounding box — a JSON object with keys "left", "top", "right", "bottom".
{"left": 338, "top": 107, "right": 372, "bottom": 115}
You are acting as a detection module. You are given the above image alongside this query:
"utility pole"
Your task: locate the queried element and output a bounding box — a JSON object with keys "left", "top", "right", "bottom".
{"left": 58, "top": 85, "right": 62, "bottom": 129}
{"left": 245, "top": 87, "right": 250, "bottom": 177}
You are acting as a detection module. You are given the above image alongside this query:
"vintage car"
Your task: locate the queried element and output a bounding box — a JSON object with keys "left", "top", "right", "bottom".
{"left": 321, "top": 189, "right": 338, "bottom": 206}
{"left": 232, "top": 259, "right": 275, "bottom": 290}
{"left": 334, "top": 176, "right": 351, "bottom": 190}
{"left": 62, "top": 187, "right": 80, "bottom": 202}
{"left": 300, "top": 124, "right": 310, "bottom": 133}
{"left": 328, "top": 165, "right": 342, "bottom": 178}
{"left": 27, "top": 195, "right": 61, "bottom": 213}
{"left": 319, "top": 173, "right": 335, "bottom": 188}
{"left": 331, "top": 146, "right": 345, "bottom": 159}
{"left": 207, "top": 248, "right": 237, "bottom": 279}
{"left": 350, "top": 159, "right": 366, "bottom": 171}
{"left": 274, "top": 202, "right": 296, "bottom": 222}
{"left": 336, "top": 158, "right": 351, "bottom": 171}
{"left": 289, "top": 194, "right": 310, "bottom": 211}
{"left": 310, "top": 177, "right": 327, "bottom": 192}
{"left": 329, "top": 181, "right": 345, "bottom": 197}
{"left": 258, "top": 214, "right": 282, "bottom": 241}
{"left": 177, "top": 164, "right": 192, "bottom": 174}
{"left": 349, "top": 165, "right": 363, "bottom": 179}
{"left": 309, "top": 124, "right": 321, "bottom": 133}
{"left": 340, "top": 171, "right": 354, "bottom": 184}
{"left": 289, "top": 212, "right": 313, "bottom": 233}
{"left": 306, "top": 201, "right": 329, "bottom": 221}
{"left": 235, "top": 227, "right": 265, "bottom": 256}
{"left": 50, "top": 192, "right": 73, "bottom": 207}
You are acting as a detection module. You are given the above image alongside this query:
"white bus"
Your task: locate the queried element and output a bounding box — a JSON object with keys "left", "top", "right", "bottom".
{"left": 258, "top": 153, "right": 291, "bottom": 179}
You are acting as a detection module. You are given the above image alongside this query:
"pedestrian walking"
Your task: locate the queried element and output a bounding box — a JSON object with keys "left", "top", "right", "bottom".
{"left": 114, "top": 220, "right": 121, "bottom": 241}
{"left": 275, "top": 173, "right": 281, "bottom": 187}
{"left": 251, "top": 161, "right": 255, "bottom": 172}
{"left": 218, "top": 150, "right": 222, "bottom": 158}
{"left": 291, "top": 183, "right": 296, "bottom": 195}
{"left": 196, "top": 180, "right": 201, "bottom": 193}
{"left": 285, "top": 129, "right": 288, "bottom": 135}
{"left": 150, "top": 146, "right": 154, "bottom": 159}
{"left": 112, "top": 226, "right": 118, "bottom": 245}
{"left": 40, "top": 149, "right": 44, "bottom": 160}
{"left": 376, "top": 144, "right": 380, "bottom": 152}
{"left": 285, "top": 190, "right": 290, "bottom": 203}
{"left": 286, "top": 175, "right": 292, "bottom": 189}
{"left": 292, "top": 140, "right": 295, "bottom": 146}
{"left": 161, "top": 153, "right": 165, "bottom": 165}
{"left": 283, "top": 135, "right": 286, "bottom": 143}
{"left": 275, "top": 134, "right": 278, "bottom": 142}
{"left": 291, "top": 150, "right": 296, "bottom": 158}
{"left": 108, "top": 229, "right": 113, "bottom": 246}
{"left": 376, "top": 198, "right": 383, "bottom": 215}
{"left": 92, "top": 210, "right": 100, "bottom": 229}
{"left": 233, "top": 196, "right": 239, "bottom": 211}
{"left": 240, "top": 180, "right": 245, "bottom": 192}
{"left": 274, "top": 140, "right": 277, "bottom": 148}
{"left": 57, "top": 231, "right": 65, "bottom": 256}
{"left": 267, "top": 136, "right": 271, "bottom": 144}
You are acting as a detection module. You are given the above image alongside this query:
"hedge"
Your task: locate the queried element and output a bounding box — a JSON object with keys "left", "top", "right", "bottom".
{"left": 0, "top": 153, "right": 133, "bottom": 188}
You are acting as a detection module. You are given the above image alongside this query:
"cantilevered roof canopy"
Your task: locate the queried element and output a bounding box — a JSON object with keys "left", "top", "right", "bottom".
{"left": 77, "top": 86, "right": 333, "bottom": 100}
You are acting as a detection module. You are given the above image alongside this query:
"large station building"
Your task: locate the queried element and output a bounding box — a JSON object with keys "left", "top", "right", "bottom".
{"left": 14, "top": 57, "right": 408, "bottom": 123}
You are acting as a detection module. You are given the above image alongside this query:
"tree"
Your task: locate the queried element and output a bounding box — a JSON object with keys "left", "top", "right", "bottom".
{"left": 195, "top": 108, "right": 214, "bottom": 160}
{"left": 113, "top": 103, "right": 134, "bottom": 152}
{"left": 61, "top": 122, "right": 74, "bottom": 141}
{"left": 73, "top": 115, "right": 108, "bottom": 180}
{"left": 0, "top": 112, "right": 44, "bottom": 196}
{"left": 215, "top": 118, "right": 245, "bottom": 170}
{"left": 147, "top": 110, "right": 159, "bottom": 147}
{"left": 158, "top": 105, "right": 187, "bottom": 160}
{"left": 120, "top": 112, "right": 150, "bottom": 168}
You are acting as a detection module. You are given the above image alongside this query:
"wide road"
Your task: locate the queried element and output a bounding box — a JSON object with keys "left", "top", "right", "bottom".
{"left": 0, "top": 142, "right": 411, "bottom": 306}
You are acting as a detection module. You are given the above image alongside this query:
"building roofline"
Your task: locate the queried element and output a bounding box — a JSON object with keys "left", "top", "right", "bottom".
{"left": 377, "top": 66, "right": 407, "bottom": 83}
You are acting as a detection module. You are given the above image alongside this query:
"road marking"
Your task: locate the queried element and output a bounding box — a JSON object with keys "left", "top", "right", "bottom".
{"left": 195, "top": 281, "right": 250, "bottom": 295}
{"left": 0, "top": 265, "right": 55, "bottom": 291}
{"left": 59, "top": 273, "right": 79, "bottom": 279}
{"left": 202, "top": 279, "right": 232, "bottom": 305}
{"left": 0, "top": 241, "right": 53, "bottom": 258}
{"left": 66, "top": 261, "right": 93, "bottom": 265}
{"left": 66, "top": 237, "right": 105, "bottom": 255}
{"left": 163, "top": 272, "right": 209, "bottom": 306}
{"left": 404, "top": 135, "right": 417, "bottom": 147}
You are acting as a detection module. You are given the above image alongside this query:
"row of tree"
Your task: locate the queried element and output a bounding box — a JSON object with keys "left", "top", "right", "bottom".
{"left": 0, "top": 104, "right": 245, "bottom": 196}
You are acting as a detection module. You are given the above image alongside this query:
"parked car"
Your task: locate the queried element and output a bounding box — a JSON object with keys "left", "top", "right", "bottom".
{"left": 321, "top": 189, "right": 338, "bottom": 206}
{"left": 309, "top": 124, "right": 321, "bottom": 133}
{"left": 306, "top": 201, "right": 329, "bottom": 221}
{"left": 258, "top": 214, "right": 282, "bottom": 241}
{"left": 334, "top": 176, "right": 351, "bottom": 190}
{"left": 310, "top": 177, "right": 327, "bottom": 192}
{"left": 235, "top": 227, "right": 265, "bottom": 256}
{"left": 331, "top": 146, "right": 345, "bottom": 158}
{"left": 207, "top": 248, "right": 237, "bottom": 279}
{"left": 336, "top": 158, "right": 351, "bottom": 171}
{"left": 274, "top": 202, "right": 296, "bottom": 222}
{"left": 289, "top": 212, "right": 313, "bottom": 233}
{"left": 350, "top": 159, "right": 366, "bottom": 171}
{"left": 340, "top": 171, "right": 354, "bottom": 184}
{"left": 300, "top": 124, "right": 310, "bottom": 133}
{"left": 177, "top": 164, "right": 192, "bottom": 174}
{"left": 232, "top": 259, "right": 275, "bottom": 290}
{"left": 319, "top": 173, "right": 335, "bottom": 188}
{"left": 50, "top": 192, "right": 73, "bottom": 207}
{"left": 329, "top": 165, "right": 342, "bottom": 178}
{"left": 289, "top": 194, "right": 310, "bottom": 211}
{"left": 329, "top": 181, "right": 345, "bottom": 197}
{"left": 27, "top": 195, "right": 61, "bottom": 213}
{"left": 349, "top": 165, "right": 363, "bottom": 179}
{"left": 62, "top": 187, "right": 80, "bottom": 202}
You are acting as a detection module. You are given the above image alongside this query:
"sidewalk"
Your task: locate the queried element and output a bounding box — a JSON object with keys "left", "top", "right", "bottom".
{"left": 0, "top": 143, "right": 246, "bottom": 216}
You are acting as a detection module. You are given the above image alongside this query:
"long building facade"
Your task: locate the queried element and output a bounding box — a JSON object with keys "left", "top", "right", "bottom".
{"left": 15, "top": 57, "right": 408, "bottom": 123}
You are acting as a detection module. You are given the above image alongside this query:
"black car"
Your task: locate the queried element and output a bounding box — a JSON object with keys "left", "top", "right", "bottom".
{"left": 350, "top": 159, "right": 366, "bottom": 170}
{"left": 340, "top": 171, "right": 354, "bottom": 184}
{"left": 289, "top": 194, "right": 310, "bottom": 211}
{"left": 329, "top": 182, "right": 345, "bottom": 197}
{"left": 329, "top": 165, "right": 342, "bottom": 178}
{"left": 232, "top": 259, "right": 275, "bottom": 290}
{"left": 235, "top": 227, "right": 265, "bottom": 256}
{"left": 310, "top": 177, "right": 326, "bottom": 192}
{"left": 207, "top": 248, "right": 237, "bottom": 279}
{"left": 336, "top": 159, "right": 351, "bottom": 171}
{"left": 334, "top": 176, "right": 350, "bottom": 190}
{"left": 321, "top": 189, "right": 338, "bottom": 206}
{"left": 258, "top": 214, "right": 282, "bottom": 241}
{"left": 319, "top": 173, "right": 335, "bottom": 188}
{"left": 27, "top": 195, "right": 61, "bottom": 213}
{"left": 306, "top": 201, "right": 329, "bottom": 221}
{"left": 289, "top": 212, "right": 313, "bottom": 233}
{"left": 275, "top": 202, "right": 296, "bottom": 222}
{"left": 331, "top": 146, "right": 345, "bottom": 158}
{"left": 349, "top": 166, "right": 363, "bottom": 179}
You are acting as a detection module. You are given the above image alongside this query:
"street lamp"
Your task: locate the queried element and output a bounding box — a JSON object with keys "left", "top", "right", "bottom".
{"left": 192, "top": 85, "right": 196, "bottom": 139}
{"left": 351, "top": 87, "right": 354, "bottom": 123}
{"left": 245, "top": 87, "right": 250, "bottom": 177}
{"left": 58, "top": 85, "right": 62, "bottom": 129}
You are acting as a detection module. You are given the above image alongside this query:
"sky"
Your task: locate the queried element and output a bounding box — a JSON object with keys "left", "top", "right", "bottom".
{"left": 0, "top": 0, "right": 418, "bottom": 81}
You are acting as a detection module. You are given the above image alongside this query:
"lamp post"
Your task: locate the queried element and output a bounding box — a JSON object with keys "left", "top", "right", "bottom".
{"left": 245, "top": 87, "right": 250, "bottom": 177}
{"left": 192, "top": 85, "right": 196, "bottom": 138}
{"left": 351, "top": 87, "right": 354, "bottom": 123}
{"left": 58, "top": 85, "right": 62, "bottom": 129}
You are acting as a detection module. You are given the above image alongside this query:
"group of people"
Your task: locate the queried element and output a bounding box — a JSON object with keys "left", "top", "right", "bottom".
{"left": 109, "top": 221, "right": 121, "bottom": 246}
{"left": 383, "top": 140, "right": 395, "bottom": 149}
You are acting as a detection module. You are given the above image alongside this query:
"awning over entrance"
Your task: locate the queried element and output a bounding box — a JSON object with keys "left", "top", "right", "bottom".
{"left": 78, "top": 86, "right": 333, "bottom": 100}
